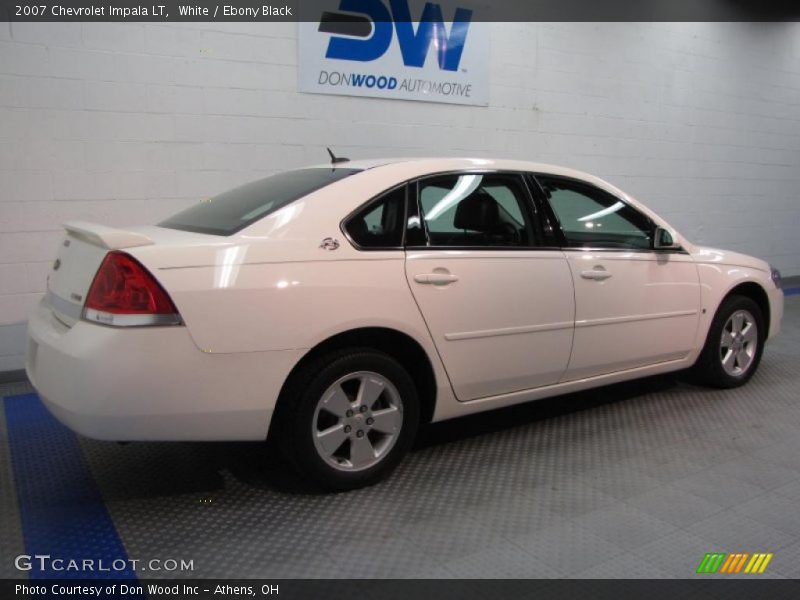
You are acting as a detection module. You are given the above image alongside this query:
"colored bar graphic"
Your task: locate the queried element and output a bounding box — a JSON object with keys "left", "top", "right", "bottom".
{"left": 719, "top": 553, "right": 736, "bottom": 573}
{"left": 697, "top": 553, "right": 726, "bottom": 573}
{"left": 744, "top": 553, "right": 774, "bottom": 574}
{"left": 734, "top": 553, "right": 750, "bottom": 573}
{"left": 696, "top": 553, "right": 714, "bottom": 573}
{"left": 698, "top": 552, "right": 773, "bottom": 574}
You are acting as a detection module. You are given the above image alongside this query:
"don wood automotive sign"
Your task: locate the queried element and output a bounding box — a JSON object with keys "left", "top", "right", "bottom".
{"left": 298, "top": 0, "right": 489, "bottom": 106}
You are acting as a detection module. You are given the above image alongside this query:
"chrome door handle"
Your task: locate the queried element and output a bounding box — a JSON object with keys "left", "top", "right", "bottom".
{"left": 580, "top": 268, "right": 612, "bottom": 281}
{"left": 414, "top": 272, "right": 459, "bottom": 285}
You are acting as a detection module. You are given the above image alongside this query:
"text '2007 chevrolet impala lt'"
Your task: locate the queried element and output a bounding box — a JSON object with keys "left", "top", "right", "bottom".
{"left": 26, "top": 157, "right": 784, "bottom": 490}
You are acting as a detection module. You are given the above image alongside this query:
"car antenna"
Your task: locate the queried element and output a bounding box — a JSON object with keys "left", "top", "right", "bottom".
{"left": 327, "top": 147, "right": 349, "bottom": 165}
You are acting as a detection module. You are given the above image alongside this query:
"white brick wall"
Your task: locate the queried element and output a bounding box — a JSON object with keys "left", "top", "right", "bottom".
{"left": 1, "top": 21, "right": 799, "bottom": 372}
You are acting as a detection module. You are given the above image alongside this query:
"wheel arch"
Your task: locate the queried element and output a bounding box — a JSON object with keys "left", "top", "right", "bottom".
{"left": 268, "top": 327, "right": 438, "bottom": 440}
{"left": 722, "top": 281, "right": 771, "bottom": 334}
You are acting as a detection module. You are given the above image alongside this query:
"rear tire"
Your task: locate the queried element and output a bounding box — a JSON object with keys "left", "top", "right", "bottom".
{"left": 693, "top": 295, "right": 764, "bottom": 389}
{"left": 275, "top": 348, "right": 419, "bottom": 491}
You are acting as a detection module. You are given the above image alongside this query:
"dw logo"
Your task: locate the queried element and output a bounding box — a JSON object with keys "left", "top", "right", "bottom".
{"left": 319, "top": 0, "right": 473, "bottom": 72}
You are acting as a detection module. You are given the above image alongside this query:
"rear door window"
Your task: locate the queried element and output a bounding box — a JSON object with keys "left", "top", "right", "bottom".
{"left": 416, "top": 173, "right": 539, "bottom": 247}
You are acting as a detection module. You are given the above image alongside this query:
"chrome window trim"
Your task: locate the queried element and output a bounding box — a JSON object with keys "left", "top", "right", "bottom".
{"left": 560, "top": 246, "right": 689, "bottom": 255}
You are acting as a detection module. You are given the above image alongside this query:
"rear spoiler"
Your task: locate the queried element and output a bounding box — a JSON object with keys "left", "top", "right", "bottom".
{"left": 63, "top": 221, "right": 154, "bottom": 250}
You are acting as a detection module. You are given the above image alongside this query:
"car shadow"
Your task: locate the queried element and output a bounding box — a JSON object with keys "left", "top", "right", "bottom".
{"left": 89, "top": 371, "right": 693, "bottom": 499}
{"left": 218, "top": 371, "right": 691, "bottom": 494}
{"left": 415, "top": 371, "right": 686, "bottom": 450}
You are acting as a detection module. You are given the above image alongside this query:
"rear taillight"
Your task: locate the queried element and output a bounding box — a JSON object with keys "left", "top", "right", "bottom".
{"left": 83, "top": 251, "right": 181, "bottom": 327}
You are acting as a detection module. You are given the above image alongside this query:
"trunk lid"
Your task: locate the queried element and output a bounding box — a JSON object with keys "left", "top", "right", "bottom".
{"left": 46, "top": 221, "right": 155, "bottom": 327}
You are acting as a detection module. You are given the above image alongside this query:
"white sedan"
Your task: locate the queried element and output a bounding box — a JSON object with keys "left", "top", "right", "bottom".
{"left": 26, "top": 157, "right": 784, "bottom": 490}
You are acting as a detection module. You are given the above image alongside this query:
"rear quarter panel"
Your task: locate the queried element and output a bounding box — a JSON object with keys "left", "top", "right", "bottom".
{"left": 150, "top": 253, "right": 431, "bottom": 355}
{"left": 129, "top": 242, "right": 458, "bottom": 420}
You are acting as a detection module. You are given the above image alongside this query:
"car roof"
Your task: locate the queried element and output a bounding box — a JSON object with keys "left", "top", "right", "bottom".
{"left": 307, "top": 157, "right": 602, "bottom": 182}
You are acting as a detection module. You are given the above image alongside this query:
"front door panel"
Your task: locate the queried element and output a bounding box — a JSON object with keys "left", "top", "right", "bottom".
{"left": 563, "top": 250, "right": 700, "bottom": 381}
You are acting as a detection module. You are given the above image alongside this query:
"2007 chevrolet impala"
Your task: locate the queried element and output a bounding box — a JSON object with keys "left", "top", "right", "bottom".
{"left": 26, "top": 157, "right": 784, "bottom": 490}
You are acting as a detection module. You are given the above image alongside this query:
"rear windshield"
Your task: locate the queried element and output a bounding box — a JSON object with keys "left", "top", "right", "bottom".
{"left": 159, "top": 167, "right": 361, "bottom": 235}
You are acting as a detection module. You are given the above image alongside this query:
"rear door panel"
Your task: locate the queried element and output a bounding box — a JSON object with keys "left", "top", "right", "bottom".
{"left": 405, "top": 250, "right": 575, "bottom": 400}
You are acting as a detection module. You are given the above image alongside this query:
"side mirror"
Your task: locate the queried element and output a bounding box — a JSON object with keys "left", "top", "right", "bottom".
{"left": 654, "top": 227, "right": 679, "bottom": 249}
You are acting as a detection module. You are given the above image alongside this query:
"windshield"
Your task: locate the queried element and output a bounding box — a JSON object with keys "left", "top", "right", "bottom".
{"left": 159, "top": 167, "right": 362, "bottom": 235}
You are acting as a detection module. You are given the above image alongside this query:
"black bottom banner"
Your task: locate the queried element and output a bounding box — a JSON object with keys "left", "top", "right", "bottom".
{"left": 3, "top": 579, "right": 800, "bottom": 600}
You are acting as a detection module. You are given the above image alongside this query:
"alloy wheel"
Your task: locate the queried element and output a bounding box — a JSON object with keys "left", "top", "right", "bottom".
{"left": 312, "top": 371, "right": 404, "bottom": 471}
{"left": 720, "top": 309, "right": 758, "bottom": 377}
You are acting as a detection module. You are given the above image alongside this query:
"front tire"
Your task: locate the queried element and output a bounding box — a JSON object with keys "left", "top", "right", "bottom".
{"left": 276, "top": 349, "right": 419, "bottom": 491}
{"left": 693, "top": 295, "right": 765, "bottom": 388}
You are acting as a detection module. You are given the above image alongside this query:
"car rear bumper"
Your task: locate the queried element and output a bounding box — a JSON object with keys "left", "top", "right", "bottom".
{"left": 25, "top": 299, "right": 303, "bottom": 441}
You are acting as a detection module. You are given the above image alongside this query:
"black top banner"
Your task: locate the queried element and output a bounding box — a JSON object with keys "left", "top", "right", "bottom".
{"left": 1, "top": 0, "right": 800, "bottom": 22}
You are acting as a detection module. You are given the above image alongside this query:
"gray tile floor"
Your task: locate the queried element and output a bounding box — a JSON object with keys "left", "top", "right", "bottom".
{"left": 1, "top": 297, "right": 799, "bottom": 579}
